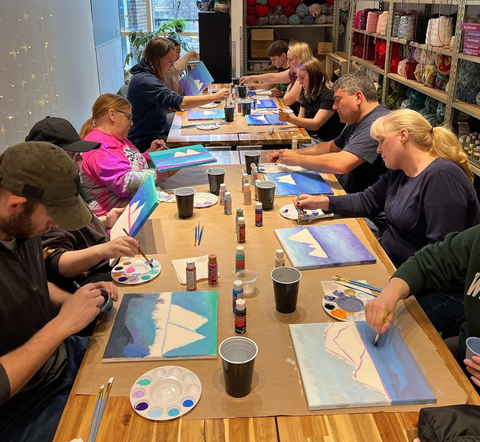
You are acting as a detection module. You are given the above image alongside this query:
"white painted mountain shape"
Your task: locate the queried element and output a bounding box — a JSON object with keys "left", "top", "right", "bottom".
{"left": 288, "top": 228, "right": 328, "bottom": 258}
{"left": 277, "top": 174, "right": 296, "bottom": 185}
{"left": 174, "top": 149, "right": 199, "bottom": 157}
{"left": 194, "top": 79, "right": 203, "bottom": 90}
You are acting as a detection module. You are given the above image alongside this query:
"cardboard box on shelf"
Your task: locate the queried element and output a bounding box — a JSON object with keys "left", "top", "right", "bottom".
{"left": 251, "top": 29, "right": 274, "bottom": 59}
{"left": 317, "top": 42, "right": 333, "bottom": 55}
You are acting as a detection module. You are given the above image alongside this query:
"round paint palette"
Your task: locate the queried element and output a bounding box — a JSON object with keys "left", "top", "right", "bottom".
{"left": 157, "top": 190, "right": 176, "bottom": 203}
{"left": 194, "top": 192, "right": 218, "bottom": 208}
{"left": 196, "top": 123, "right": 220, "bottom": 131}
{"left": 130, "top": 366, "right": 202, "bottom": 421}
{"left": 322, "top": 288, "right": 375, "bottom": 321}
{"left": 111, "top": 258, "right": 161, "bottom": 285}
{"left": 279, "top": 203, "right": 333, "bottom": 222}
{"left": 199, "top": 102, "right": 217, "bottom": 109}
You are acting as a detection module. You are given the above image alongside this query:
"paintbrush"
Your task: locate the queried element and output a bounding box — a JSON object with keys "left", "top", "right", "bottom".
{"left": 194, "top": 225, "right": 198, "bottom": 246}
{"left": 373, "top": 310, "right": 390, "bottom": 346}
{"left": 296, "top": 184, "right": 301, "bottom": 225}
{"left": 198, "top": 225, "right": 205, "bottom": 246}
{"left": 181, "top": 121, "right": 226, "bottom": 129}
{"left": 334, "top": 281, "right": 376, "bottom": 297}
{"left": 122, "top": 228, "right": 154, "bottom": 269}
{"left": 333, "top": 275, "right": 382, "bottom": 293}
{"left": 91, "top": 377, "right": 114, "bottom": 442}
{"left": 86, "top": 384, "right": 104, "bottom": 442}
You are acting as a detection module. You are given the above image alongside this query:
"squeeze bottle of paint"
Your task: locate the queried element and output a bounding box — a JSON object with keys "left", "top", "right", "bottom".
{"left": 242, "top": 173, "right": 249, "bottom": 191}
{"left": 254, "top": 180, "right": 260, "bottom": 201}
{"left": 255, "top": 202, "right": 263, "bottom": 227}
{"left": 244, "top": 183, "right": 251, "bottom": 206}
{"left": 237, "top": 217, "right": 246, "bottom": 243}
{"left": 235, "top": 299, "right": 246, "bottom": 334}
{"left": 251, "top": 163, "right": 259, "bottom": 184}
{"left": 275, "top": 249, "right": 285, "bottom": 268}
{"left": 186, "top": 259, "right": 197, "bottom": 291}
{"left": 235, "top": 245, "right": 245, "bottom": 273}
{"left": 219, "top": 183, "right": 227, "bottom": 206}
{"left": 292, "top": 135, "right": 298, "bottom": 150}
{"left": 224, "top": 192, "right": 232, "bottom": 215}
{"left": 208, "top": 254, "right": 218, "bottom": 287}
{"left": 235, "top": 208, "right": 244, "bottom": 233}
{"left": 232, "top": 280, "right": 244, "bottom": 312}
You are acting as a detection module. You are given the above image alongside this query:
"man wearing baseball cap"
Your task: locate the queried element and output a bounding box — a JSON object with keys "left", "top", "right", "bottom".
{"left": 26, "top": 117, "right": 140, "bottom": 293}
{"left": 0, "top": 142, "right": 118, "bottom": 442}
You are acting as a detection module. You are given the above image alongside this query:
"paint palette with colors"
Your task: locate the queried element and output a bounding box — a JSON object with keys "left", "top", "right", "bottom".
{"left": 199, "top": 102, "right": 217, "bottom": 108}
{"left": 196, "top": 123, "right": 220, "bottom": 131}
{"left": 194, "top": 192, "right": 218, "bottom": 208}
{"left": 130, "top": 366, "right": 202, "bottom": 421}
{"left": 321, "top": 280, "right": 375, "bottom": 321}
{"left": 111, "top": 258, "right": 161, "bottom": 285}
{"left": 279, "top": 203, "right": 333, "bottom": 222}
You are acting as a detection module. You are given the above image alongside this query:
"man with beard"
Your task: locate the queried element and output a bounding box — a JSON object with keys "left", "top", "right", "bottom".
{"left": 0, "top": 142, "right": 118, "bottom": 442}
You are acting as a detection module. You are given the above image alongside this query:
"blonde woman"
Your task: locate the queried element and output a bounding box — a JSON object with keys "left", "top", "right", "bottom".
{"left": 79, "top": 93, "right": 169, "bottom": 217}
{"left": 240, "top": 39, "right": 312, "bottom": 107}
{"left": 296, "top": 109, "right": 480, "bottom": 331}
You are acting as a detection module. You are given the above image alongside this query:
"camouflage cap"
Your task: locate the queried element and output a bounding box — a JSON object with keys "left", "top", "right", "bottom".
{"left": 0, "top": 142, "right": 92, "bottom": 231}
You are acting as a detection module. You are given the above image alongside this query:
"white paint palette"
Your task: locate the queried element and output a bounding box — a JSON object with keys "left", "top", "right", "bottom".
{"left": 130, "top": 366, "right": 202, "bottom": 421}
{"left": 111, "top": 258, "right": 161, "bottom": 285}
{"left": 196, "top": 123, "right": 220, "bottom": 130}
{"left": 194, "top": 192, "right": 218, "bottom": 208}
{"left": 199, "top": 102, "right": 217, "bottom": 109}
{"left": 279, "top": 203, "right": 334, "bottom": 222}
{"left": 321, "top": 281, "right": 375, "bottom": 322}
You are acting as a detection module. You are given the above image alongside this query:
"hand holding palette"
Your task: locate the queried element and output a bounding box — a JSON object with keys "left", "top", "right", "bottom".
{"left": 130, "top": 366, "right": 202, "bottom": 421}
{"left": 111, "top": 258, "right": 161, "bottom": 285}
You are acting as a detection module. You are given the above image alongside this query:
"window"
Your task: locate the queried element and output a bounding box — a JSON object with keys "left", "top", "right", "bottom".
{"left": 119, "top": 0, "right": 200, "bottom": 69}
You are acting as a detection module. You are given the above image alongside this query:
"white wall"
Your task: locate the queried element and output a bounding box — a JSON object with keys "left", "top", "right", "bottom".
{"left": 231, "top": 1, "right": 243, "bottom": 77}
{"left": 0, "top": 0, "right": 100, "bottom": 152}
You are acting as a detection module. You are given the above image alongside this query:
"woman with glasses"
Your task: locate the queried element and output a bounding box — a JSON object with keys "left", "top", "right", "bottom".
{"left": 278, "top": 57, "right": 344, "bottom": 144}
{"left": 127, "top": 37, "right": 229, "bottom": 152}
{"left": 79, "top": 93, "right": 169, "bottom": 217}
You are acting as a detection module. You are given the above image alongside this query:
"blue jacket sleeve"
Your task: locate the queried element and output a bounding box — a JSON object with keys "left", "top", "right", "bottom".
{"left": 139, "top": 75, "right": 184, "bottom": 111}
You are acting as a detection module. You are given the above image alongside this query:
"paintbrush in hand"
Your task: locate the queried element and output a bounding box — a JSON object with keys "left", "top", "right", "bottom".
{"left": 122, "top": 228, "right": 154, "bottom": 268}
{"left": 373, "top": 310, "right": 389, "bottom": 346}
{"left": 296, "top": 184, "right": 301, "bottom": 225}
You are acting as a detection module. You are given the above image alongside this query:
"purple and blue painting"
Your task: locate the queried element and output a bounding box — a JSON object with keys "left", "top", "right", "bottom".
{"left": 263, "top": 171, "right": 334, "bottom": 196}
{"left": 179, "top": 62, "right": 214, "bottom": 96}
{"left": 274, "top": 224, "right": 376, "bottom": 270}
{"left": 256, "top": 99, "right": 277, "bottom": 109}
{"left": 188, "top": 110, "right": 225, "bottom": 120}
{"left": 289, "top": 321, "right": 436, "bottom": 410}
{"left": 245, "top": 114, "right": 286, "bottom": 125}
{"left": 149, "top": 144, "right": 217, "bottom": 173}
{"left": 103, "top": 291, "right": 218, "bottom": 362}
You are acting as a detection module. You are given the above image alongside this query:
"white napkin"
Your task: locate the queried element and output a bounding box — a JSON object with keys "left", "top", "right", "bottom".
{"left": 171, "top": 255, "right": 220, "bottom": 284}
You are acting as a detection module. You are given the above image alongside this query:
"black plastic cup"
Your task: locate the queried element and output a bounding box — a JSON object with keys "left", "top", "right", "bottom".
{"left": 241, "top": 100, "right": 254, "bottom": 116}
{"left": 206, "top": 168, "right": 226, "bottom": 195}
{"left": 256, "top": 180, "right": 276, "bottom": 210}
{"left": 237, "top": 85, "right": 247, "bottom": 99}
{"left": 244, "top": 150, "right": 260, "bottom": 174}
{"left": 219, "top": 337, "right": 258, "bottom": 398}
{"left": 224, "top": 105, "right": 235, "bottom": 122}
{"left": 174, "top": 187, "right": 195, "bottom": 218}
{"left": 232, "top": 77, "right": 240, "bottom": 85}
{"left": 99, "top": 288, "right": 113, "bottom": 313}
{"left": 271, "top": 267, "right": 302, "bottom": 313}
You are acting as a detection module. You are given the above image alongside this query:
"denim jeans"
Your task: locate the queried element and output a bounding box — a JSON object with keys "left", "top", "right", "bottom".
{"left": 0, "top": 335, "right": 90, "bottom": 442}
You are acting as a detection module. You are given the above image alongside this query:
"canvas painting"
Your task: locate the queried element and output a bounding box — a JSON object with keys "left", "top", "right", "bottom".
{"left": 179, "top": 62, "right": 214, "bottom": 96}
{"left": 289, "top": 321, "right": 436, "bottom": 410}
{"left": 188, "top": 110, "right": 225, "bottom": 121}
{"left": 245, "top": 114, "right": 286, "bottom": 125}
{"left": 274, "top": 224, "right": 376, "bottom": 270}
{"left": 103, "top": 291, "right": 218, "bottom": 362}
{"left": 263, "top": 171, "right": 334, "bottom": 196}
{"left": 149, "top": 144, "right": 217, "bottom": 173}
{"left": 256, "top": 99, "right": 277, "bottom": 109}
{"left": 110, "top": 174, "right": 159, "bottom": 241}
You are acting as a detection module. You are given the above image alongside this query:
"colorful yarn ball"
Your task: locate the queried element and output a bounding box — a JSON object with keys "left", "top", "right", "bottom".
{"left": 308, "top": 4, "right": 321, "bottom": 17}
{"left": 279, "top": 0, "right": 290, "bottom": 6}
{"left": 288, "top": 13, "right": 302, "bottom": 25}
{"left": 302, "top": 14, "right": 314, "bottom": 24}
{"left": 268, "top": 0, "right": 279, "bottom": 7}
{"left": 278, "top": 13, "right": 288, "bottom": 24}
{"left": 258, "top": 16, "right": 269, "bottom": 25}
{"left": 283, "top": 4, "right": 296, "bottom": 16}
{"left": 315, "top": 14, "right": 327, "bottom": 24}
{"left": 247, "top": 5, "right": 256, "bottom": 15}
{"left": 256, "top": 5, "right": 269, "bottom": 16}
{"left": 296, "top": 3, "right": 308, "bottom": 17}
{"left": 246, "top": 15, "right": 258, "bottom": 26}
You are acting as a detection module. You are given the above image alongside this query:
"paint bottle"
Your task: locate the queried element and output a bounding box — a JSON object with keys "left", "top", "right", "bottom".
{"left": 186, "top": 259, "right": 197, "bottom": 291}
{"left": 275, "top": 249, "right": 285, "bottom": 268}
{"left": 219, "top": 183, "right": 227, "bottom": 206}
{"left": 255, "top": 202, "right": 263, "bottom": 227}
{"left": 237, "top": 217, "right": 246, "bottom": 243}
{"left": 208, "top": 254, "right": 218, "bottom": 287}
{"left": 244, "top": 183, "right": 251, "bottom": 206}
{"left": 235, "top": 208, "right": 244, "bottom": 233}
{"left": 235, "top": 245, "right": 245, "bottom": 273}
{"left": 254, "top": 180, "right": 260, "bottom": 201}
{"left": 242, "top": 173, "right": 249, "bottom": 191}
{"left": 235, "top": 299, "right": 246, "bottom": 334}
{"left": 232, "top": 280, "right": 244, "bottom": 312}
{"left": 224, "top": 192, "right": 232, "bottom": 215}
{"left": 292, "top": 135, "right": 298, "bottom": 151}
{"left": 251, "top": 163, "right": 259, "bottom": 184}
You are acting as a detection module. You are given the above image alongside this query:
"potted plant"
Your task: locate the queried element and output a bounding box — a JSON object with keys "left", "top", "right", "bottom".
{"left": 169, "top": 18, "right": 187, "bottom": 33}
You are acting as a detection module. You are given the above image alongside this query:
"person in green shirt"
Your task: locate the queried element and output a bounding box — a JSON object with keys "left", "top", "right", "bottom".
{"left": 365, "top": 224, "right": 480, "bottom": 388}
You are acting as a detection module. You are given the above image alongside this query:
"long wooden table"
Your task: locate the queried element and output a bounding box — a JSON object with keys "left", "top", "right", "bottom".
{"left": 53, "top": 155, "right": 480, "bottom": 442}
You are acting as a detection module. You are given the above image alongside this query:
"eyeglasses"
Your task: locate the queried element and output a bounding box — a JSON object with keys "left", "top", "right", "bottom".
{"left": 116, "top": 110, "right": 133, "bottom": 122}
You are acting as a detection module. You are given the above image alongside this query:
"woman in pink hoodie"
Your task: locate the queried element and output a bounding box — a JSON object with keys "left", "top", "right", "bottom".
{"left": 79, "top": 93, "right": 169, "bottom": 217}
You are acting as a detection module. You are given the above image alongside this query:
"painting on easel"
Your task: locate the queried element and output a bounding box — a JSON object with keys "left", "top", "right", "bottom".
{"left": 103, "top": 291, "right": 218, "bottom": 362}
{"left": 289, "top": 321, "right": 437, "bottom": 410}
{"left": 274, "top": 224, "right": 376, "bottom": 270}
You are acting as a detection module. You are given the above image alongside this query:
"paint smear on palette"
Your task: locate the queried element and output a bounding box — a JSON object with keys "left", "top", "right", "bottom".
{"left": 279, "top": 204, "right": 334, "bottom": 222}
{"left": 130, "top": 366, "right": 202, "bottom": 421}
{"left": 111, "top": 258, "right": 162, "bottom": 285}
{"left": 194, "top": 192, "right": 218, "bottom": 208}
{"left": 320, "top": 280, "right": 376, "bottom": 322}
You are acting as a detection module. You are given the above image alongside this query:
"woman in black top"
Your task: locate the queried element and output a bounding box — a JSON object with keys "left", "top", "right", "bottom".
{"left": 279, "top": 57, "right": 345, "bottom": 143}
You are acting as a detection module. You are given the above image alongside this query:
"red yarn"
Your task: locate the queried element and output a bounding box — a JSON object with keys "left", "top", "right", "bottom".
{"left": 256, "top": 5, "right": 269, "bottom": 16}
{"left": 405, "top": 60, "right": 418, "bottom": 80}
{"left": 268, "top": 0, "right": 279, "bottom": 7}
{"left": 246, "top": 15, "right": 258, "bottom": 26}
{"left": 247, "top": 5, "right": 256, "bottom": 15}
{"left": 326, "top": 0, "right": 334, "bottom": 5}
{"left": 247, "top": 0, "right": 256, "bottom": 5}
{"left": 279, "top": 0, "right": 290, "bottom": 6}
{"left": 283, "top": 4, "right": 295, "bottom": 16}
{"left": 290, "top": 0, "right": 301, "bottom": 8}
